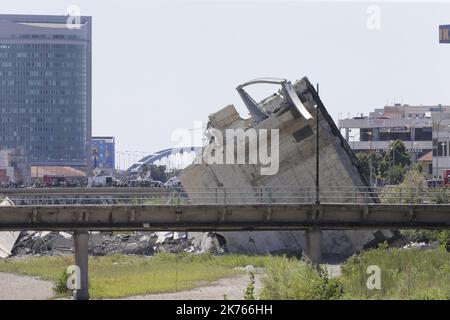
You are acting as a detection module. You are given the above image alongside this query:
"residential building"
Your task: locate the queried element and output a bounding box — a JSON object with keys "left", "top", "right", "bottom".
{"left": 0, "top": 148, "right": 29, "bottom": 184}
{"left": 338, "top": 104, "right": 450, "bottom": 178}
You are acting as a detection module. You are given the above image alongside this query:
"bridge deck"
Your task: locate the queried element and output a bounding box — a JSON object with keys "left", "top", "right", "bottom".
{"left": 0, "top": 203, "right": 449, "bottom": 231}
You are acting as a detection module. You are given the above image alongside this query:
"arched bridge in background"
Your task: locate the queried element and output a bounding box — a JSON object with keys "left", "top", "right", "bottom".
{"left": 127, "top": 146, "right": 202, "bottom": 172}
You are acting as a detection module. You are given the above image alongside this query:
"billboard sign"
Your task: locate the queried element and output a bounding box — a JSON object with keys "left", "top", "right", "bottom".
{"left": 439, "top": 25, "right": 450, "bottom": 43}
{"left": 368, "top": 119, "right": 385, "bottom": 127}
{"left": 379, "top": 126, "right": 409, "bottom": 133}
{"left": 91, "top": 137, "right": 115, "bottom": 169}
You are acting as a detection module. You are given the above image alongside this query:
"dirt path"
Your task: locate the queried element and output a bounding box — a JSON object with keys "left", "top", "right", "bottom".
{"left": 0, "top": 265, "right": 341, "bottom": 300}
{"left": 124, "top": 274, "right": 263, "bottom": 300}
{"left": 0, "top": 272, "right": 255, "bottom": 301}
{"left": 0, "top": 272, "right": 54, "bottom": 300}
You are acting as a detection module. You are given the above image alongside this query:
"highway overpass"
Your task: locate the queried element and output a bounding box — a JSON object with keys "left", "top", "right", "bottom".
{"left": 1, "top": 186, "right": 449, "bottom": 231}
{"left": 1, "top": 186, "right": 449, "bottom": 300}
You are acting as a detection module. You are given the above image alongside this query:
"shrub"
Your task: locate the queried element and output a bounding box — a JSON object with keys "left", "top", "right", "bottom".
{"left": 53, "top": 270, "right": 72, "bottom": 296}
{"left": 259, "top": 257, "right": 343, "bottom": 300}
{"left": 244, "top": 272, "right": 255, "bottom": 300}
{"left": 340, "top": 247, "right": 450, "bottom": 299}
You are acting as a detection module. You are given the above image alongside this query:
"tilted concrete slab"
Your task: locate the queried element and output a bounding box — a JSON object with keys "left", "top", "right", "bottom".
{"left": 181, "top": 76, "right": 397, "bottom": 257}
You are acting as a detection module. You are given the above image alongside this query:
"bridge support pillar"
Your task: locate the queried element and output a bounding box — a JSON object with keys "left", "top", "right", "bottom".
{"left": 74, "top": 230, "right": 89, "bottom": 300}
{"left": 304, "top": 228, "right": 322, "bottom": 266}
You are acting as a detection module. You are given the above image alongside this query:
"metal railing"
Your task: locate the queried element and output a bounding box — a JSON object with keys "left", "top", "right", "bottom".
{"left": 3, "top": 186, "right": 450, "bottom": 206}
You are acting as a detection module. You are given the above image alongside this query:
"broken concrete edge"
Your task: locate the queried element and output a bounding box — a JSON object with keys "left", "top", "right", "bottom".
{"left": 0, "top": 196, "right": 20, "bottom": 258}
{"left": 303, "top": 79, "right": 378, "bottom": 202}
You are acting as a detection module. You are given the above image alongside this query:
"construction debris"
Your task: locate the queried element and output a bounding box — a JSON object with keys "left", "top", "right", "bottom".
{"left": 3, "top": 231, "right": 226, "bottom": 258}
{"left": 188, "top": 232, "right": 228, "bottom": 254}
{"left": 11, "top": 231, "right": 73, "bottom": 256}
{"left": 233, "top": 265, "right": 265, "bottom": 274}
{"left": 402, "top": 241, "right": 440, "bottom": 250}
{"left": 0, "top": 197, "right": 225, "bottom": 259}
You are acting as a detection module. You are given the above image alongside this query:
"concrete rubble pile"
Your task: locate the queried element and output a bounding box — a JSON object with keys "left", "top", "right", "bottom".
{"left": 0, "top": 193, "right": 226, "bottom": 258}
{"left": 1, "top": 231, "right": 227, "bottom": 258}
{"left": 402, "top": 241, "right": 440, "bottom": 250}
{"left": 11, "top": 231, "right": 73, "bottom": 256}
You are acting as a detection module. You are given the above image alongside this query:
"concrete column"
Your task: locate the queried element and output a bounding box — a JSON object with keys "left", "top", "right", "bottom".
{"left": 345, "top": 128, "right": 349, "bottom": 141}
{"left": 74, "top": 230, "right": 89, "bottom": 300}
{"left": 304, "top": 228, "right": 322, "bottom": 266}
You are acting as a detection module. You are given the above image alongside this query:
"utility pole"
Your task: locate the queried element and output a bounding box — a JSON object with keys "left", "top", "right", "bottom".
{"left": 315, "top": 83, "right": 320, "bottom": 205}
{"left": 305, "top": 83, "right": 323, "bottom": 267}
{"left": 388, "top": 137, "right": 392, "bottom": 185}
{"left": 369, "top": 134, "right": 373, "bottom": 187}
{"left": 441, "top": 142, "right": 447, "bottom": 178}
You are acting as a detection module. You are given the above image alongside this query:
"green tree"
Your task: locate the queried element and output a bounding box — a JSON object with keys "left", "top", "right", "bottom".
{"left": 410, "top": 162, "right": 423, "bottom": 173}
{"left": 355, "top": 140, "right": 411, "bottom": 185}
{"left": 385, "top": 140, "right": 411, "bottom": 184}
{"left": 140, "top": 164, "right": 151, "bottom": 178}
{"left": 388, "top": 165, "right": 408, "bottom": 185}
{"left": 355, "top": 151, "right": 385, "bottom": 183}
{"left": 149, "top": 165, "right": 167, "bottom": 182}
{"left": 166, "top": 168, "right": 182, "bottom": 181}
{"left": 355, "top": 152, "right": 370, "bottom": 182}
{"left": 388, "top": 140, "right": 411, "bottom": 167}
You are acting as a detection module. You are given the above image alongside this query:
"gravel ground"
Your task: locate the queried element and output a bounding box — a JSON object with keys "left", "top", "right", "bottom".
{"left": 0, "top": 272, "right": 54, "bottom": 300}
{"left": 123, "top": 274, "right": 263, "bottom": 300}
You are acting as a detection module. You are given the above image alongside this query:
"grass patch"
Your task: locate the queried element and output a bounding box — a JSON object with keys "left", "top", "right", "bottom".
{"left": 0, "top": 253, "right": 280, "bottom": 299}
{"left": 2, "top": 248, "right": 447, "bottom": 300}
{"left": 340, "top": 246, "right": 450, "bottom": 300}
{"left": 259, "top": 257, "right": 343, "bottom": 300}
{"left": 259, "top": 247, "right": 449, "bottom": 300}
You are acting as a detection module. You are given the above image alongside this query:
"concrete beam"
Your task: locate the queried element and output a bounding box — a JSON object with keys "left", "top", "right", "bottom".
{"left": 0, "top": 203, "right": 448, "bottom": 231}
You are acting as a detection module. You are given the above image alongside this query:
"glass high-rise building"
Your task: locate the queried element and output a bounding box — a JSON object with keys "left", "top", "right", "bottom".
{"left": 0, "top": 14, "right": 91, "bottom": 167}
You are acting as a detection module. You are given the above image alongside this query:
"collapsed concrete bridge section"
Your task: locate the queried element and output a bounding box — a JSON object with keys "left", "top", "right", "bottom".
{"left": 181, "top": 76, "right": 400, "bottom": 258}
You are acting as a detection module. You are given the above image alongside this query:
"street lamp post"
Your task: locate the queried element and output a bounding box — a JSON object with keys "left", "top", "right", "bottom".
{"left": 439, "top": 141, "right": 447, "bottom": 180}
{"left": 314, "top": 84, "right": 320, "bottom": 206}
{"left": 407, "top": 120, "right": 431, "bottom": 163}
{"left": 348, "top": 133, "right": 358, "bottom": 150}
{"left": 388, "top": 140, "right": 392, "bottom": 185}
{"left": 17, "top": 124, "right": 31, "bottom": 185}
{"left": 367, "top": 131, "right": 374, "bottom": 187}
